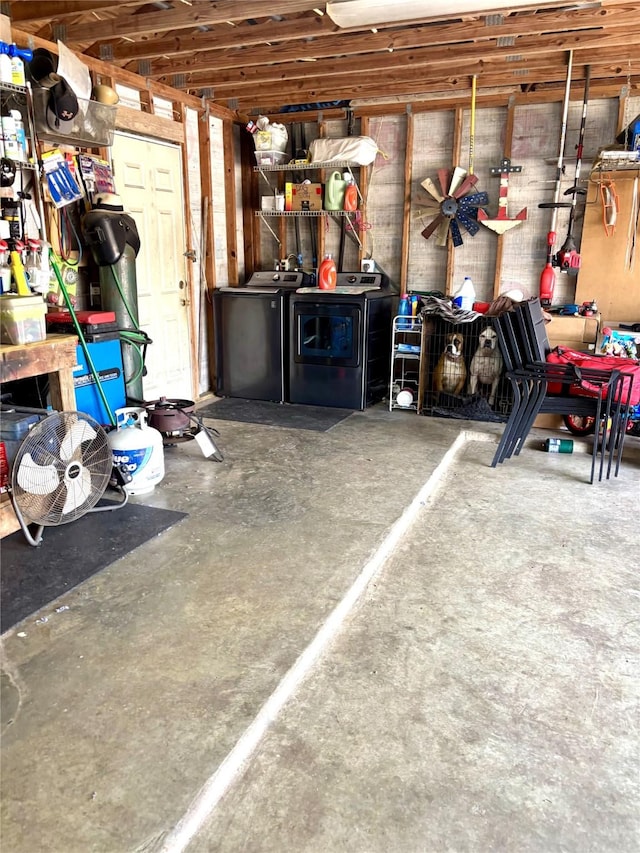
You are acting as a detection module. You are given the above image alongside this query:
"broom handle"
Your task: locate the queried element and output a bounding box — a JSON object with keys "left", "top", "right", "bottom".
{"left": 549, "top": 50, "right": 574, "bottom": 235}
{"left": 49, "top": 249, "right": 117, "bottom": 427}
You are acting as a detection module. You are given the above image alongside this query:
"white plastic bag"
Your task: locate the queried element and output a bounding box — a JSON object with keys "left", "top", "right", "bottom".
{"left": 308, "top": 136, "right": 379, "bottom": 165}
{"left": 253, "top": 115, "right": 289, "bottom": 152}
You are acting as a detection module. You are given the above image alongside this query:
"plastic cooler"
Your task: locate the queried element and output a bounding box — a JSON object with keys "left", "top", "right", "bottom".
{"left": 0, "top": 411, "right": 48, "bottom": 466}
{"left": 0, "top": 294, "right": 47, "bottom": 345}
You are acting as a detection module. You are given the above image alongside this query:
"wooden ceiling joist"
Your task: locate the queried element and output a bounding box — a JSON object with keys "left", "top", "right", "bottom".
{"left": 7, "top": 1, "right": 640, "bottom": 115}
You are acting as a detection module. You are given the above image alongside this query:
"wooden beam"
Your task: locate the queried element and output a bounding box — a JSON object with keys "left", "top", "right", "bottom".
{"left": 492, "top": 100, "right": 516, "bottom": 299}
{"left": 223, "top": 120, "right": 239, "bottom": 286}
{"left": 221, "top": 59, "right": 639, "bottom": 113}
{"left": 111, "top": 14, "right": 338, "bottom": 64}
{"left": 240, "top": 129, "right": 259, "bottom": 275}
{"left": 176, "top": 102, "right": 200, "bottom": 401}
{"left": 8, "top": 1, "right": 139, "bottom": 23}
{"left": 173, "top": 29, "right": 640, "bottom": 91}
{"left": 197, "top": 110, "right": 217, "bottom": 390}
{"left": 115, "top": 105, "right": 184, "bottom": 143}
{"left": 11, "top": 27, "right": 217, "bottom": 112}
{"left": 57, "top": 1, "right": 322, "bottom": 43}
{"left": 148, "top": 4, "right": 640, "bottom": 78}
{"left": 91, "top": 3, "right": 635, "bottom": 66}
{"left": 400, "top": 109, "right": 413, "bottom": 297}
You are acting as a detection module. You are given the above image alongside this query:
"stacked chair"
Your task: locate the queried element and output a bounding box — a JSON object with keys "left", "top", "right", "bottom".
{"left": 492, "top": 298, "right": 633, "bottom": 483}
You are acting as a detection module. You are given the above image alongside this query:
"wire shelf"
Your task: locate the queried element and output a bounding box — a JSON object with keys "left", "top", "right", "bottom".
{"left": 253, "top": 160, "right": 359, "bottom": 172}
{"left": 255, "top": 210, "right": 352, "bottom": 217}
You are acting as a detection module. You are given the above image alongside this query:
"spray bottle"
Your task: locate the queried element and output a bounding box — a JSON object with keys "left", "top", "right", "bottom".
{"left": 0, "top": 239, "right": 10, "bottom": 293}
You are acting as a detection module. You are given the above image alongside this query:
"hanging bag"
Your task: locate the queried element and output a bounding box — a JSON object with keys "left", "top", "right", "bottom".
{"left": 308, "top": 136, "right": 379, "bottom": 165}
{"left": 546, "top": 346, "right": 640, "bottom": 406}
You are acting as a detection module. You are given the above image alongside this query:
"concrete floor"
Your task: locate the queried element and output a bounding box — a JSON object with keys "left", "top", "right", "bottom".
{"left": 1, "top": 405, "right": 639, "bottom": 853}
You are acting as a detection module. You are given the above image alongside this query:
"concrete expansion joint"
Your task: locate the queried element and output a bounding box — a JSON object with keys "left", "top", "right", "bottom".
{"left": 153, "top": 430, "right": 476, "bottom": 853}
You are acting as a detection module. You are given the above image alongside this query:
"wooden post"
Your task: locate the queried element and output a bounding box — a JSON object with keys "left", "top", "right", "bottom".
{"left": 400, "top": 106, "right": 414, "bottom": 296}
{"left": 176, "top": 102, "right": 199, "bottom": 401}
{"left": 493, "top": 98, "right": 516, "bottom": 298}
{"left": 446, "top": 107, "right": 464, "bottom": 296}
{"left": 222, "top": 120, "right": 239, "bottom": 285}
{"left": 240, "top": 128, "right": 259, "bottom": 275}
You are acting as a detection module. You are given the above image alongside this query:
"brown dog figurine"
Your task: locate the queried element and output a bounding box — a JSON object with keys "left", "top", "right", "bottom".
{"left": 433, "top": 331, "right": 466, "bottom": 396}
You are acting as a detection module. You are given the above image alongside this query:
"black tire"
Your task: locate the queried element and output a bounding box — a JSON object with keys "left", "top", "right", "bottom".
{"left": 563, "top": 414, "right": 596, "bottom": 436}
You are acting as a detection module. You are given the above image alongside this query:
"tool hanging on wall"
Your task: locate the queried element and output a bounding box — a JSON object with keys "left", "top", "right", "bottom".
{"left": 625, "top": 175, "right": 639, "bottom": 271}
{"left": 539, "top": 61, "right": 591, "bottom": 301}
{"left": 415, "top": 75, "right": 488, "bottom": 247}
{"left": 538, "top": 50, "right": 574, "bottom": 306}
{"left": 555, "top": 64, "right": 591, "bottom": 273}
{"left": 600, "top": 179, "right": 619, "bottom": 237}
{"left": 337, "top": 107, "right": 355, "bottom": 272}
{"left": 478, "top": 157, "right": 527, "bottom": 234}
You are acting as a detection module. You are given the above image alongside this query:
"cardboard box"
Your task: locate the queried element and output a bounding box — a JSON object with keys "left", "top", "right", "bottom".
{"left": 546, "top": 314, "right": 600, "bottom": 350}
{"left": 533, "top": 413, "right": 565, "bottom": 430}
{"left": 285, "top": 182, "right": 322, "bottom": 211}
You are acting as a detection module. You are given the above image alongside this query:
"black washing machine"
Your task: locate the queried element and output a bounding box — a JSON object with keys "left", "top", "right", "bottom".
{"left": 289, "top": 272, "right": 397, "bottom": 410}
{"left": 213, "top": 271, "right": 308, "bottom": 402}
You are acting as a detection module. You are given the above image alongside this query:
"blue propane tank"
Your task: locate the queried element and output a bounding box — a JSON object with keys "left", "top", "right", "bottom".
{"left": 108, "top": 406, "right": 165, "bottom": 495}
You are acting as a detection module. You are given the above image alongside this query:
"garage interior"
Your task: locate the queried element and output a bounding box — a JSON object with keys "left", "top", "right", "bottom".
{"left": 1, "top": 2, "right": 639, "bottom": 851}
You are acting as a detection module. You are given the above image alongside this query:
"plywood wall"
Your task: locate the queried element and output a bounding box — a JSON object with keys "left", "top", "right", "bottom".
{"left": 576, "top": 170, "right": 640, "bottom": 320}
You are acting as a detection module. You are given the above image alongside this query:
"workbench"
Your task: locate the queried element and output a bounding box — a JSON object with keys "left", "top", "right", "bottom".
{"left": 1, "top": 333, "right": 78, "bottom": 538}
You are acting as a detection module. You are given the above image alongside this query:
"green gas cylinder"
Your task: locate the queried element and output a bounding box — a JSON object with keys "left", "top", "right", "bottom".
{"left": 98, "top": 244, "right": 143, "bottom": 400}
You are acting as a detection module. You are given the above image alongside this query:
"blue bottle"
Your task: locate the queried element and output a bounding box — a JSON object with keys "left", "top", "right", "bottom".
{"left": 398, "top": 294, "right": 411, "bottom": 329}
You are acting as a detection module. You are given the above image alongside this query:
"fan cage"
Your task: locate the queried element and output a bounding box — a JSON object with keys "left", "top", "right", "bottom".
{"left": 11, "top": 411, "right": 112, "bottom": 526}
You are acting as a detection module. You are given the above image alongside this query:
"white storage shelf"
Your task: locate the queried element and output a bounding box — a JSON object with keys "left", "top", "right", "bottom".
{"left": 389, "top": 315, "right": 423, "bottom": 413}
{"left": 253, "top": 160, "right": 359, "bottom": 172}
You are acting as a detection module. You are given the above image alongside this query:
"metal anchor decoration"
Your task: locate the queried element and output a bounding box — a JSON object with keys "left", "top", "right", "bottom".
{"left": 477, "top": 157, "right": 527, "bottom": 234}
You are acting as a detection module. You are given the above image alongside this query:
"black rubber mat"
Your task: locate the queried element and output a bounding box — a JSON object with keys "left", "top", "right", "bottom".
{"left": 198, "top": 398, "right": 353, "bottom": 432}
{"left": 1, "top": 503, "right": 187, "bottom": 632}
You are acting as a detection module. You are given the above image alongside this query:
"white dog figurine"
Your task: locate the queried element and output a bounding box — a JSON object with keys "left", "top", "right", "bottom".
{"left": 468, "top": 326, "right": 503, "bottom": 406}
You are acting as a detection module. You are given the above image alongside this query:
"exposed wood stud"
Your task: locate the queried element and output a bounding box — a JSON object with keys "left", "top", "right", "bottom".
{"left": 400, "top": 109, "right": 414, "bottom": 297}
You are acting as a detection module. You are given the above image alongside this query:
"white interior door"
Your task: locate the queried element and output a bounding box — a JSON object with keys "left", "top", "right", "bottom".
{"left": 111, "top": 132, "right": 192, "bottom": 401}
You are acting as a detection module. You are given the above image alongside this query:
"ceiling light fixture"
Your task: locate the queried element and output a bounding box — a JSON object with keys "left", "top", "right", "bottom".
{"left": 325, "top": 0, "right": 600, "bottom": 28}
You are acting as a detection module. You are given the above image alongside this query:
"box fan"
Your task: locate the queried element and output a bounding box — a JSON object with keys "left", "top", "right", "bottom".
{"left": 7, "top": 410, "right": 128, "bottom": 547}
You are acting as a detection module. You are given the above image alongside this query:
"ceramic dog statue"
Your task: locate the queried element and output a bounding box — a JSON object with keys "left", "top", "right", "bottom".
{"left": 468, "top": 326, "right": 503, "bottom": 406}
{"left": 433, "top": 331, "right": 466, "bottom": 396}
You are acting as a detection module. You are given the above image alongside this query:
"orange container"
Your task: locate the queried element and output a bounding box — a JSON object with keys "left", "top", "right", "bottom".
{"left": 318, "top": 254, "right": 337, "bottom": 290}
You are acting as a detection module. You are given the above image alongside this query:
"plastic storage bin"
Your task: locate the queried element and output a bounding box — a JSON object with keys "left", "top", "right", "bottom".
{"left": 254, "top": 150, "right": 287, "bottom": 166}
{"left": 0, "top": 412, "right": 47, "bottom": 466}
{"left": 0, "top": 294, "right": 47, "bottom": 345}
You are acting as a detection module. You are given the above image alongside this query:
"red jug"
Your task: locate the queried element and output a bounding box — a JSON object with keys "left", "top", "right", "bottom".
{"left": 343, "top": 183, "right": 358, "bottom": 211}
{"left": 318, "top": 253, "right": 337, "bottom": 290}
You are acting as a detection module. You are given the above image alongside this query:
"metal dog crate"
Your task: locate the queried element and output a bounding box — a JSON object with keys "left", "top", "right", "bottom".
{"left": 419, "top": 315, "right": 512, "bottom": 422}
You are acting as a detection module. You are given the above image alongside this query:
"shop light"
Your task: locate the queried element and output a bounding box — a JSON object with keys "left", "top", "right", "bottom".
{"left": 325, "top": 0, "right": 600, "bottom": 28}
